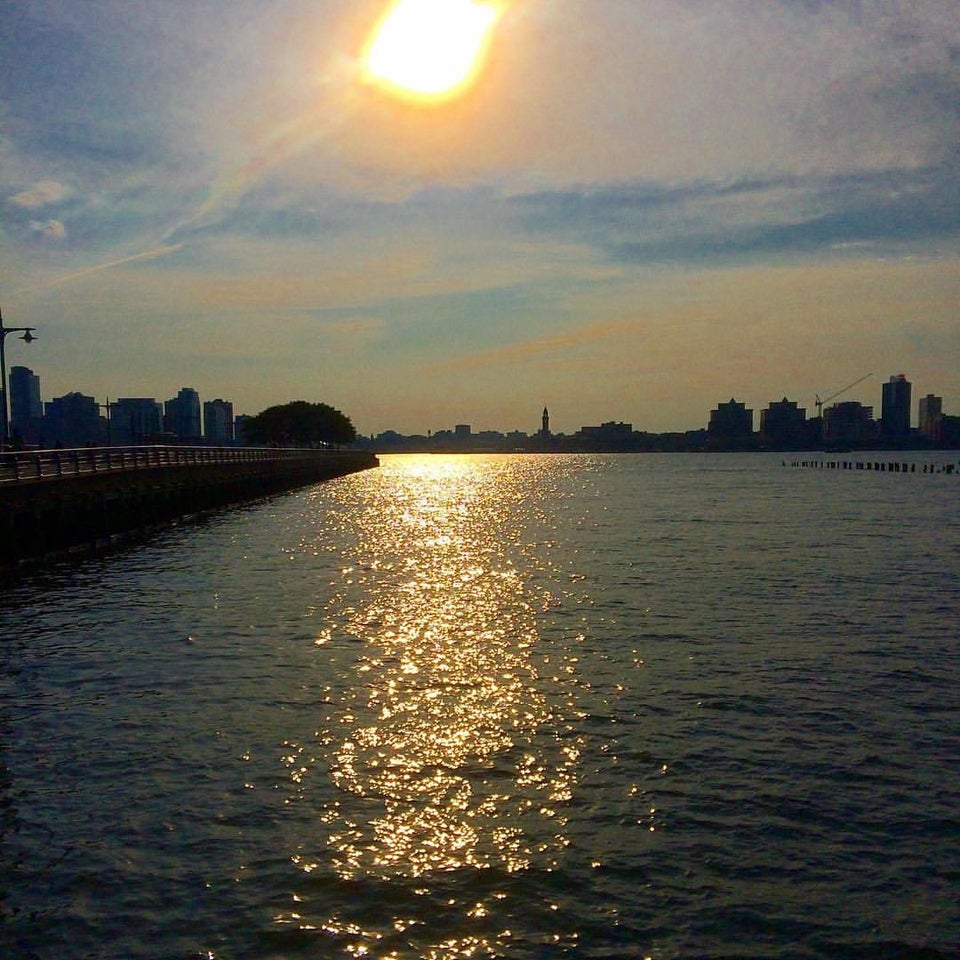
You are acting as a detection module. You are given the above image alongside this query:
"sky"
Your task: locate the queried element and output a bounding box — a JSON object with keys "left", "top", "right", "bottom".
{"left": 1, "top": 0, "right": 958, "bottom": 436}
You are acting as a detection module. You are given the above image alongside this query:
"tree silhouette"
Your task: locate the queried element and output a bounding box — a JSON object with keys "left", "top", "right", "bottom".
{"left": 245, "top": 401, "right": 356, "bottom": 447}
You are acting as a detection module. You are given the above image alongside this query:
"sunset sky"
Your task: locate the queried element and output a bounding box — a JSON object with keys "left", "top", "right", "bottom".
{"left": 2, "top": 0, "right": 957, "bottom": 435}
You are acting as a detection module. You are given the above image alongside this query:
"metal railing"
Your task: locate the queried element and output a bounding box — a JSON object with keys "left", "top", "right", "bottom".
{"left": 0, "top": 445, "right": 341, "bottom": 485}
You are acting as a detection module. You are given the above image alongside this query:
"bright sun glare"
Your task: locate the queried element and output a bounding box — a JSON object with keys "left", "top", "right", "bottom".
{"left": 364, "top": 0, "right": 501, "bottom": 102}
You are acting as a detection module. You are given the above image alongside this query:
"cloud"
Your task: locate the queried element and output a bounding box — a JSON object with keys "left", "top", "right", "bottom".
{"left": 28, "top": 219, "right": 66, "bottom": 240}
{"left": 510, "top": 166, "right": 960, "bottom": 266}
{"left": 10, "top": 180, "right": 70, "bottom": 208}
{"left": 425, "top": 317, "right": 636, "bottom": 376}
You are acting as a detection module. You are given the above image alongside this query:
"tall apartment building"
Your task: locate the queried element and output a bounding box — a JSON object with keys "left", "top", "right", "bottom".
{"left": 43, "top": 392, "right": 107, "bottom": 447}
{"left": 9, "top": 365, "right": 43, "bottom": 444}
{"left": 164, "top": 387, "right": 202, "bottom": 439}
{"left": 918, "top": 394, "right": 942, "bottom": 444}
{"left": 708, "top": 398, "right": 753, "bottom": 438}
{"left": 234, "top": 414, "right": 251, "bottom": 446}
{"left": 112, "top": 398, "right": 162, "bottom": 445}
{"left": 760, "top": 397, "right": 807, "bottom": 447}
{"left": 881, "top": 374, "right": 911, "bottom": 440}
{"left": 203, "top": 398, "right": 234, "bottom": 444}
{"left": 823, "top": 401, "right": 875, "bottom": 445}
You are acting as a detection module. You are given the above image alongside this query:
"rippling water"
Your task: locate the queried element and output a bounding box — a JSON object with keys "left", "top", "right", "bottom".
{"left": 2, "top": 454, "right": 957, "bottom": 959}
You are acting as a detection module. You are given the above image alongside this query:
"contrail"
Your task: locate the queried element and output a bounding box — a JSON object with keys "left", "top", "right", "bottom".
{"left": 10, "top": 243, "right": 184, "bottom": 296}
{"left": 9, "top": 60, "right": 367, "bottom": 300}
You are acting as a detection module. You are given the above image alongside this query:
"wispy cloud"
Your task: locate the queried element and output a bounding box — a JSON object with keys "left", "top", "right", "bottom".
{"left": 28, "top": 219, "right": 66, "bottom": 240}
{"left": 10, "top": 180, "right": 71, "bottom": 208}
{"left": 510, "top": 167, "right": 960, "bottom": 265}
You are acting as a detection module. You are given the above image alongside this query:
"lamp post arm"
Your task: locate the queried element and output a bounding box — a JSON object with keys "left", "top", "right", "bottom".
{"left": 0, "top": 302, "right": 39, "bottom": 447}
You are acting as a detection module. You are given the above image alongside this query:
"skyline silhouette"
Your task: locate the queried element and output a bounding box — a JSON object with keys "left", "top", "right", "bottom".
{"left": 6, "top": 362, "right": 956, "bottom": 452}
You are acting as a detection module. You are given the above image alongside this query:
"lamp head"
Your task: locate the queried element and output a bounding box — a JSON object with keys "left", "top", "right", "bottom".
{"left": 21, "top": 329, "right": 36, "bottom": 343}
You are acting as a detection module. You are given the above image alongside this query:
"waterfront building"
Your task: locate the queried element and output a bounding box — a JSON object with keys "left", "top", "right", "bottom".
{"left": 454, "top": 423, "right": 472, "bottom": 440}
{"left": 9, "top": 365, "right": 43, "bottom": 445}
{"left": 165, "top": 387, "right": 202, "bottom": 440}
{"left": 474, "top": 430, "right": 506, "bottom": 447}
{"left": 539, "top": 407, "right": 550, "bottom": 438}
{"left": 204, "top": 398, "right": 234, "bottom": 444}
{"left": 234, "top": 414, "right": 251, "bottom": 446}
{"left": 708, "top": 398, "right": 753, "bottom": 439}
{"left": 823, "top": 400, "right": 875, "bottom": 445}
{"left": 112, "top": 397, "right": 163, "bottom": 445}
{"left": 918, "top": 394, "right": 942, "bottom": 444}
{"left": 940, "top": 415, "right": 960, "bottom": 447}
{"left": 578, "top": 421, "right": 634, "bottom": 445}
{"left": 760, "top": 397, "right": 807, "bottom": 447}
{"left": 881, "top": 373, "right": 911, "bottom": 440}
{"left": 42, "top": 392, "right": 107, "bottom": 447}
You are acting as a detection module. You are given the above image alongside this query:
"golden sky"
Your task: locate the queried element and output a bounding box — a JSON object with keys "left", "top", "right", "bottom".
{"left": 2, "top": 0, "right": 958, "bottom": 433}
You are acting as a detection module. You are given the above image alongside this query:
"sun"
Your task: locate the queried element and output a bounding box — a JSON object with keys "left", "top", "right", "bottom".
{"left": 363, "top": 0, "right": 501, "bottom": 103}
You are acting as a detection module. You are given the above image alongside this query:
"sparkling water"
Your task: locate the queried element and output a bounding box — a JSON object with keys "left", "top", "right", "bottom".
{"left": 2, "top": 453, "right": 957, "bottom": 959}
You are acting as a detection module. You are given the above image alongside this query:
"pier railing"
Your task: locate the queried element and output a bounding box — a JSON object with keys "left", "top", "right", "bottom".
{"left": 0, "top": 445, "right": 342, "bottom": 486}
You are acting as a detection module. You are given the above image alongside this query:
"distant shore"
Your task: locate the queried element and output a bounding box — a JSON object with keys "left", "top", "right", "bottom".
{"left": 355, "top": 435, "right": 959, "bottom": 456}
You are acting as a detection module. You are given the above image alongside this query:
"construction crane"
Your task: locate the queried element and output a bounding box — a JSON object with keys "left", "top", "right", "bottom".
{"left": 815, "top": 372, "right": 873, "bottom": 418}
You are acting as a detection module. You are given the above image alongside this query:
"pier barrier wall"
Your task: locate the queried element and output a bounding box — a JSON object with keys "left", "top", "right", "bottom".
{"left": 0, "top": 447, "right": 378, "bottom": 569}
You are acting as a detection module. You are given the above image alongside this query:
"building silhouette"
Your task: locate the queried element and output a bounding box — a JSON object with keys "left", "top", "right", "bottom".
{"left": 165, "top": 387, "right": 202, "bottom": 440}
{"left": 760, "top": 397, "right": 807, "bottom": 447}
{"left": 823, "top": 400, "right": 875, "bottom": 445}
{"left": 112, "top": 398, "right": 162, "bottom": 445}
{"left": 234, "top": 414, "right": 252, "bottom": 446}
{"left": 203, "top": 398, "right": 234, "bottom": 444}
{"left": 43, "top": 392, "right": 107, "bottom": 447}
{"left": 708, "top": 398, "right": 753, "bottom": 439}
{"left": 918, "top": 394, "right": 942, "bottom": 444}
{"left": 578, "top": 421, "right": 634, "bottom": 444}
{"left": 881, "top": 374, "right": 911, "bottom": 440}
{"left": 9, "top": 365, "right": 43, "bottom": 445}
{"left": 540, "top": 407, "right": 550, "bottom": 437}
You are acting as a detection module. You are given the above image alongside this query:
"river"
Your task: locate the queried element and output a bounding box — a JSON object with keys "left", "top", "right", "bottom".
{"left": 2, "top": 453, "right": 957, "bottom": 959}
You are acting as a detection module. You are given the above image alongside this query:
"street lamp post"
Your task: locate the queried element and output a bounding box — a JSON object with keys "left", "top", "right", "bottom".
{"left": 0, "top": 303, "right": 38, "bottom": 449}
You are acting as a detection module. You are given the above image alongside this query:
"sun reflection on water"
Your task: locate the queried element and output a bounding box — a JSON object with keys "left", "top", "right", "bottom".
{"left": 295, "top": 456, "right": 581, "bottom": 885}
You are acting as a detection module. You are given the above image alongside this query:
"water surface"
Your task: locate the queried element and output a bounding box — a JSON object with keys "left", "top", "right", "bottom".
{"left": 2, "top": 453, "right": 957, "bottom": 958}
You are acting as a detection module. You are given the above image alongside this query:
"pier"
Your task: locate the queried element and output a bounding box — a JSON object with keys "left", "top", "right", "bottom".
{"left": 786, "top": 457, "right": 956, "bottom": 474}
{"left": 0, "top": 445, "right": 378, "bottom": 569}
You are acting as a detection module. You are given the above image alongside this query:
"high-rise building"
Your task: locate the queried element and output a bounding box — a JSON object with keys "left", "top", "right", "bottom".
{"left": 9, "top": 365, "right": 43, "bottom": 444}
{"left": 43, "top": 392, "right": 107, "bottom": 447}
{"left": 203, "top": 398, "right": 234, "bottom": 444}
{"left": 823, "top": 401, "right": 875, "bottom": 445}
{"left": 918, "top": 394, "right": 942, "bottom": 444}
{"left": 164, "top": 387, "right": 202, "bottom": 439}
{"left": 708, "top": 398, "right": 753, "bottom": 438}
{"left": 234, "top": 414, "right": 251, "bottom": 446}
{"left": 112, "top": 398, "right": 163, "bottom": 445}
{"left": 881, "top": 374, "right": 911, "bottom": 440}
{"left": 760, "top": 397, "right": 807, "bottom": 447}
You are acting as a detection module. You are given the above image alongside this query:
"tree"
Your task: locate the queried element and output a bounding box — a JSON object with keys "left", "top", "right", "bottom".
{"left": 244, "top": 401, "right": 356, "bottom": 447}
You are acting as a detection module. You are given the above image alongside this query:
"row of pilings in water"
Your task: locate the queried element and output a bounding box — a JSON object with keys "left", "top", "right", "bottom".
{"left": 786, "top": 458, "right": 956, "bottom": 474}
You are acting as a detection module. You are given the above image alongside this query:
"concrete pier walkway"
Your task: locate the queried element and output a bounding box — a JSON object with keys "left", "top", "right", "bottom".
{"left": 0, "top": 445, "right": 378, "bottom": 569}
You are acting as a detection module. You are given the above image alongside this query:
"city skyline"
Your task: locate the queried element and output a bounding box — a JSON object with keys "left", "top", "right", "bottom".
{"left": 1, "top": 2, "right": 958, "bottom": 434}
{"left": 7, "top": 362, "right": 954, "bottom": 447}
